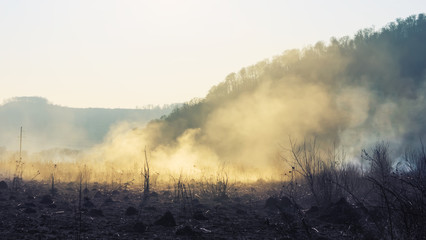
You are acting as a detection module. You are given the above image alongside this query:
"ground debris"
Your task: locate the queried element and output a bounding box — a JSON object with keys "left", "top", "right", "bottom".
{"left": 0, "top": 181, "right": 8, "bottom": 190}
{"left": 154, "top": 211, "right": 176, "bottom": 227}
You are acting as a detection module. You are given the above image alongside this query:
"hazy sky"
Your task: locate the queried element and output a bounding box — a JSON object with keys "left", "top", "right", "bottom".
{"left": 1, "top": 1, "right": 424, "bottom": 108}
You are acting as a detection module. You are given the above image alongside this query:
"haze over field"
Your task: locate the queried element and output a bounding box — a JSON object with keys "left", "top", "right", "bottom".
{"left": 1, "top": 14, "right": 425, "bottom": 184}
{"left": 1, "top": 1, "right": 426, "bottom": 183}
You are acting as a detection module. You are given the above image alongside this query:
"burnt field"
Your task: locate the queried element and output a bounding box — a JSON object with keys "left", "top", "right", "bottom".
{"left": 0, "top": 178, "right": 413, "bottom": 240}
{"left": 1, "top": 140, "right": 426, "bottom": 240}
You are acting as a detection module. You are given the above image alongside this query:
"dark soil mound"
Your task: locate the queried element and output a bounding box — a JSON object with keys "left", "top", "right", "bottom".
{"left": 40, "top": 195, "right": 53, "bottom": 204}
{"left": 83, "top": 199, "right": 95, "bottom": 208}
{"left": 162, "top": 190, "right": 172, "bottom": 196}
{"left": 306, "top": 205, "right": 319, "bottom": 215}
{"left": 192, "top": 198, "right": 200, "bottom": 205}
{"left": 318, "top": 198, "right": 361, "bottom": 225}
{"left": 133, "top": 221, "right": 146, "bottom": 233}
{"left": 213, "top": 194, "right": 229, "bottom": 202}
{"left": 0, "top": 181, "right": 8, "bottom": 190}
{"left": 89, "top": 209, "right": 104, "bottom": 217}
{"left": 265, "top": 196, "right": 297, "bottom": 211}
{"left": 125, "top": 206, "right": 138, "bottom": 216}
{"left": 144, "top": 206, "right": 157, "bottom": 211}
{"left": 236, "top": 209, "right": 247, "bottom": 215}
{"left": 25, "top": 202, "right": 36, "bottom": 207}
{"left": 24, "top": 207, "right": 36, "bottom": 214}
{"left": 280, "top": 196, "right": 294, "bottom": 207}
{"left": 155, "top": 211, "right": 176, "bottom": 227}
{"left": 265, "top": 196, "right": 280, "bottom": 208}
{"left": 94, "top": 191, "right": 103, "bottom": 198}
{"left": 193, "top": 210, "right": 208, "bottom": 220}
{"left": 176, "top": 225, "right": 200, "bottom": 237}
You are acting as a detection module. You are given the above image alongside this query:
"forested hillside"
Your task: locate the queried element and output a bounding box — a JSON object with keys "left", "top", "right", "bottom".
{"left": 136, "top": 14, "right": 426, "bottom": 175}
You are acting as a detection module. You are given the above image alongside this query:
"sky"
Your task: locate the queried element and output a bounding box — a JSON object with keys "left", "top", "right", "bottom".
{"left": 0, "top": 0, "right": 425, "bottom": 109}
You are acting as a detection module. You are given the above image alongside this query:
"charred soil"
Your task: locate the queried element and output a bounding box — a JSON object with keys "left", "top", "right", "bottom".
{"left": 0, "top": 180, "right": 385, "bottom": 239}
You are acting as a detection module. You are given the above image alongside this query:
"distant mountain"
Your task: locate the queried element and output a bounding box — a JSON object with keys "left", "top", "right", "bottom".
{"left": 0, "top": 97, "right": 178, "bottom": 151}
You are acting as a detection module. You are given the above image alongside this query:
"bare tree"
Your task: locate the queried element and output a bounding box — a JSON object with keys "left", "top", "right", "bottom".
{"left": 282, "top": 137, "right": 347, "bottom": 206}
{"left": 282, "top": 137, "right": 322, "bottom": 205}
{"left": 142, "top": 146, "right": 150, "bottom": 198}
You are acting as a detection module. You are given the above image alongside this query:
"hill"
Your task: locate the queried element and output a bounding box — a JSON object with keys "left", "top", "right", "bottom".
{"left": 125, "top": 14, "right": 426, "bottom": 177}
{"left": 0, "top": 97, "right": 177, "bottom": 151}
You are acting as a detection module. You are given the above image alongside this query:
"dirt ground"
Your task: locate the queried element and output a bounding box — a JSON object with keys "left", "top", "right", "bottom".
{"left": 0, "top": 180, "right": 377, "bottom": 239}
